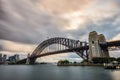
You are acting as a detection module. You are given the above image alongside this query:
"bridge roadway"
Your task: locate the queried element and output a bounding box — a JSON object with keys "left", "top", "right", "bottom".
{"left": 31, "top": 46, "right": 89, "bottom": 59}
{"left": 100, "top": 40, "right": 120, "bottom": 48}
{"left": 17, "top": 46, "right": 89, "bottom": 64}
{"left": 33, "top": 40, "right": 120, "bottom": 59}
{"left": 17, "top": 40, "right": 120, "bottom": 64}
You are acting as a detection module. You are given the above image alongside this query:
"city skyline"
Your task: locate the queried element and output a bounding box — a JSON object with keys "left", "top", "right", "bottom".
{"left": 0, "top": 0, "right": 120, "bottom": 62}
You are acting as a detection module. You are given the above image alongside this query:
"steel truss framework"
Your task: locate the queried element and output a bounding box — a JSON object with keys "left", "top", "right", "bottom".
{"left": 30, "top": 37, "right": 89, "bottom": 63}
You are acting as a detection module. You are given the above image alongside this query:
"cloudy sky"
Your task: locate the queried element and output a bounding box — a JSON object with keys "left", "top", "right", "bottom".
{"left": 0, "top": 0, "right": 120, "bottom": 62}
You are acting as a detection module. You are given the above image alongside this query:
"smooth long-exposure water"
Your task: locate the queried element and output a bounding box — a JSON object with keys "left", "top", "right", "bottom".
{"left": 0, "top": 64, "right": 120, "bottom": 80}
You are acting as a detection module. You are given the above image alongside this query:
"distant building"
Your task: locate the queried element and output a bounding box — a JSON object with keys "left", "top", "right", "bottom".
{"left": 0, "top": 53, "right": 2, "bottom": 61}
{"left": 14, "top": 54, "right": 20, "bottom": 61}
{"left": 3, "top": 54, "right": 7, "bottom": 62}
{"left": 8, "top": 56, "right": 14, "bottom": 62}
{"left": 8, "top": 54, "right": 20, "bottom": 62}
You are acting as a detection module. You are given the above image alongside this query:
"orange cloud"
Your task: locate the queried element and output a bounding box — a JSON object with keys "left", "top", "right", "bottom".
{"left": 0, "top": 39, "right": 36, "bottom": 53}
{"left": 37, "top": 0, "right": 96, "bottom": 14}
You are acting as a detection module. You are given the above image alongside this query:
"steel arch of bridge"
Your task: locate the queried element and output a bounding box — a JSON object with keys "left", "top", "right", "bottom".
{"left": 31, "top": 37, "right": 88, "bottom": 61}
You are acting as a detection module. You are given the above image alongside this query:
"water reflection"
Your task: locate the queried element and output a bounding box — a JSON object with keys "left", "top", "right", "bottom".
{"left": 110, "top": 70, "right": 120, "bottom": 80}
{"left": 0, "top": 65, "right": 120, "bottom": 80}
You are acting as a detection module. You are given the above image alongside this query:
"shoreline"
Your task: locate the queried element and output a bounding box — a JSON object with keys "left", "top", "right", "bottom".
{"left": 57, "top": 63, "right": 103, "bottom": 66}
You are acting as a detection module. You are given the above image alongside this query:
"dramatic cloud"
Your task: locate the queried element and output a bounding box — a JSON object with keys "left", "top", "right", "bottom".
{"left": 36, "top": 0, "right": 96, "bottom": 14}
{"left": 0, "top": 0, "right": 66, "bottom": 44}
{"left": 0, "top": 39, "right": 36, "bottom": 52}
{"left": 0, "top": 0, "right": 120, "bottom": 62}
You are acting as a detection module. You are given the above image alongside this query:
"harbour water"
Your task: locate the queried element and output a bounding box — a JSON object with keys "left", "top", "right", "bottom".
{"left": 0, "top": 64, "right": 120, "bottom": 80}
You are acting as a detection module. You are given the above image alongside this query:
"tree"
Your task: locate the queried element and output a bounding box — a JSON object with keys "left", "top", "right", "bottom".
{"left": 117, "top": 57, "right": 120, "bottom": 62}
{"left": 73, "top": 61, "right": 77, "bottom": 64}
{"left": 64, "top": 60, "right": 69, "bottom": 64}
{"left": 57, "top": 60, "right": 69, "bottom": 64}
{"left": 92, "top": 57, "right": 116, "bottom": 64}
{"left": 58, "top": 60, "right": 63, "bottom": 64}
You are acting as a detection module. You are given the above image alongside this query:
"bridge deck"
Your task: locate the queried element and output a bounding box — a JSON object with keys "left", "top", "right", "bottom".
{"left": 17, "top": 46, "right": 89, "bottom": 64}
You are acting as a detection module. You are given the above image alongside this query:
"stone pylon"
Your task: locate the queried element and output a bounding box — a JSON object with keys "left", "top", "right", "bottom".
{"left": 89, "top": 31, "right": 109, "bottom": 60}
{"left": 26, "top": 53, "right": 30, "bottom": 64}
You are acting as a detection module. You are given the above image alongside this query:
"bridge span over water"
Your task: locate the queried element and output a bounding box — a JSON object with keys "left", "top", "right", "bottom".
{"left": 17, "top": 31, "right": 120, "bottom": 64}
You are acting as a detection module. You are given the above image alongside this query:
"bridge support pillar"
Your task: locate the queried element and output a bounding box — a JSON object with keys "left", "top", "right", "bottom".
{"left": 89, "top": 31, "right": 109, "bottom": 61}
{"left": 26, "top": 53, "right": 30, "bottom": 64}
{"left": 29, "top": 58, "right": 36, "bottom": 64}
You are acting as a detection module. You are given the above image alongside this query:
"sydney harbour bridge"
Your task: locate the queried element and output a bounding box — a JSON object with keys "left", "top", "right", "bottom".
{"left": 17, "top": 31, "right": 120, "bottom": 64}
